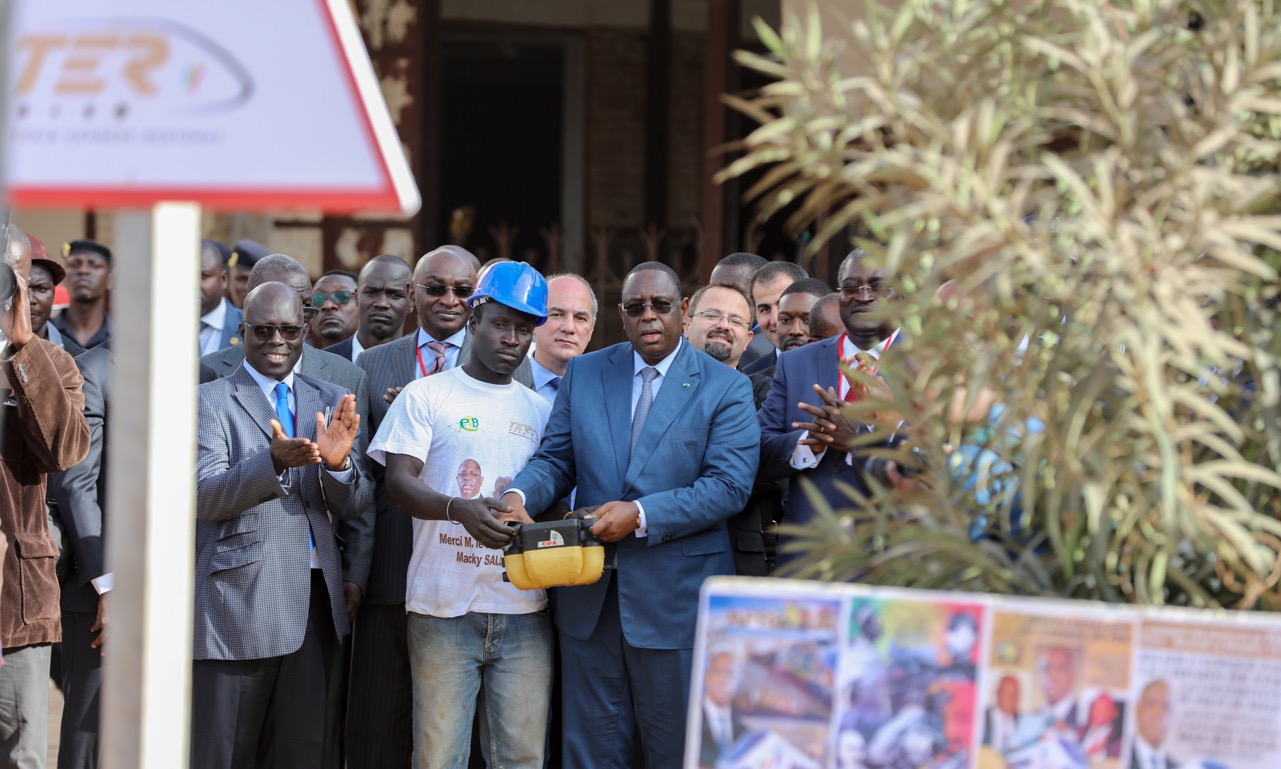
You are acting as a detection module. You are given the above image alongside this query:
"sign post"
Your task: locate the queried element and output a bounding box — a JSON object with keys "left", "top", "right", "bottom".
{"left": 4, "top": 2, "right": 419, "bottom": 767}
{"left": 106, "top": 203, "right": 201, "bottom": 768}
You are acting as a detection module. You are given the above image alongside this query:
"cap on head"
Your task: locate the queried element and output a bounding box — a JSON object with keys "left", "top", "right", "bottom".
{"left": 467, "top": 261, "right": 549, "bottom": 326}
{"left": 29, "top": 234, "right": 66, "bottom": 284}
{"left": 229, "top": 239, "right": 269, "bottom": 269}
{"left": 203, "top": 238, "right": 233, "bottom": 265}
{"left": 63, "top": 239, "right": 112, "bottom": 266}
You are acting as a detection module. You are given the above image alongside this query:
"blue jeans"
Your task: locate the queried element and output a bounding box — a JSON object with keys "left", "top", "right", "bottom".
{"left": 407, "top": 610, "right": 553, "bottom": 769}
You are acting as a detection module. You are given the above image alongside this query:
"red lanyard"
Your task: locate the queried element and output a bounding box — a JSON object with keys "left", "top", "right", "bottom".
{"left": 416, "top": 343, "right": 429, "bottom": 377}
{"left": 416, "top": 342, "right": 446, "bottom": 378}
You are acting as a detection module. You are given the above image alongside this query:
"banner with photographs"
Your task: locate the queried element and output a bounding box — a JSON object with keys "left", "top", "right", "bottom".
{"left": 686, "top": 578, "right": 1281, "bottom": 769}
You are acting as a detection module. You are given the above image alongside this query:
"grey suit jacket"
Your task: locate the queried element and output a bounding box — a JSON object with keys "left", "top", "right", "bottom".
{"left": 200, "top": 343, "right": 376, "bottom": 591}
{"left": 194, "top": 367, "right": 373, "bottom": 660}
{"left": 354, "top": 331, "right": 533, "bottom": 605}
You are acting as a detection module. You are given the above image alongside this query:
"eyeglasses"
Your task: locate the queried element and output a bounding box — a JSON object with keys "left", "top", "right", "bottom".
{"left": 311, "top": 291, "right": 353, "bottom": 308}
{"left": 246, "top": 324, "right": 306, "bottom": 342}
{"left": 621, "top": 300, "right": 677, "bottom": 317}
{"left": 303, "top": 306, "right": 319, "bottom": 321}
{"left": 415, "top": 283, "right": 475, "bottom": 298}
{"left": 692, "top": 309, "right": 749, "bottom": 330}
{"left": 839, "top": 282, "right": 895, "bottom": 299}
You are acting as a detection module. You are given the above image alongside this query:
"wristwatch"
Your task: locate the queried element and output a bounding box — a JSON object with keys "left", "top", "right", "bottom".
{"left": 329, "top": 455, "right": 352, "bottom": 472}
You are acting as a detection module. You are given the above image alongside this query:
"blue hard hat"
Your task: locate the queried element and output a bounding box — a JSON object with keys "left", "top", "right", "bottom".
{"left": 467, "top": 261, "right": 550, "bottom": 326}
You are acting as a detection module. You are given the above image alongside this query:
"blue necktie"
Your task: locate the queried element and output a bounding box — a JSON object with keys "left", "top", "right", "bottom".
{"left": 630, "top": 367, "right": 658, "bottom": 458}
{"left": 274, "top": 382, "right": 314, "bottom": 551}
{"left": 549, "top": 376, "right": 561, "bottom": 393}
{"left": 274, "top": 382, "right": 294, "bottom": 437}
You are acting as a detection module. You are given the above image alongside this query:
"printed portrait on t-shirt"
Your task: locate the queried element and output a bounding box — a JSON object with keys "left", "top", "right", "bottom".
{"left": 456, "top": 459, "right": 484, "bottom": 499}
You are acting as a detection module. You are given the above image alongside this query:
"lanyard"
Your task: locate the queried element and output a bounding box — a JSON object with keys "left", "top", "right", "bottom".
{"left": 416, "top": 341, "right": 446, "bottom": 378}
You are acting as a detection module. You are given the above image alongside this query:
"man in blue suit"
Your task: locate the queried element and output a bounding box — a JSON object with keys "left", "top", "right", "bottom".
{"left": 757, "top": 249, "right": 906, "bottom": 568}
{"left": 502, "top": 262, "right": 760, "bottom": 769}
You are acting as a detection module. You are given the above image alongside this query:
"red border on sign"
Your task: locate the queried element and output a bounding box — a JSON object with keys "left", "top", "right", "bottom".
{"left": 10, "top": 185, "right": 397, "bottom": 212}
{"left": 7, "top": 0, "right": 406, "bottom": 215}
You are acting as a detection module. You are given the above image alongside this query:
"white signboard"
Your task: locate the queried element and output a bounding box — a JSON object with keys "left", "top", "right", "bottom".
{"left": 5, "top": 0, "right": 419, "bottom": 215}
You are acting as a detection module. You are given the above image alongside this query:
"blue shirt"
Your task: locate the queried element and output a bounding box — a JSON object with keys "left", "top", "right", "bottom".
{"left": 529, "top": 357, "right": 563, "bottom": 405}
{"left": 415, "top": 327, "right": 467, "bottom": 379}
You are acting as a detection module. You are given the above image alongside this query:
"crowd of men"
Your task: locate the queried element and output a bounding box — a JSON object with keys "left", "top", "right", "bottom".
{"left": 0, "top": 221, "right": 910, "bottom": 768}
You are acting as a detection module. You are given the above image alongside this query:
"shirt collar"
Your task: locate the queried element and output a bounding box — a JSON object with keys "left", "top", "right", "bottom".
{"left": 200, "top": 297, "right": 229, "bottom": 331}
{"left": 841, "top": 328, "right": 900, "bottom": 361}
{"left": 44, "top": 323, "right": 64, "bottom": 347}
{"left": 633, "top": 338, "right": 683, "bottom": 378}
{"left": 241, "top": 358, "right": 299, "bottom": 402}
{"left": 529, "top": 356, "right": 561, "bottom": 390}
{"left": 1133, "top": 737, "right": 1164, "bottom": 765}
{"left": 416, "top": 326, "right": 467, "bottom": 349}
{"left": 351, "top": 334, "right": 365, "bottom": 361}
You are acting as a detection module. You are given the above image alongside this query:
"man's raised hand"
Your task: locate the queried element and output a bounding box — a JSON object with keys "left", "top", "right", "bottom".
{"left": 316, "top": 393, "right": 360, "bottom": 471}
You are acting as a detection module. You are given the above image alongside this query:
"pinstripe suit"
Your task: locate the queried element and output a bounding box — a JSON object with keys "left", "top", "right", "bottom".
{"left": 192, "top": 365, "right": 372, "bottom": 769}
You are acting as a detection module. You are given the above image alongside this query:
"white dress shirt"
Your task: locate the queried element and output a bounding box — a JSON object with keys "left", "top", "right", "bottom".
{"left": 791, "top": 330, "right": 899, "bottom": 470}
{"left": 350, "top": 333, "right": 366, "bottom": 362}
{"left": 199, "top": 298, "right": 230, "bottom": 356}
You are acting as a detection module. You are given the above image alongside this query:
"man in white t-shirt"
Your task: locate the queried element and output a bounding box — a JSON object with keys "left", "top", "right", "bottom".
{"left": 368, "top": 262, "right": 553, "bottom": 769}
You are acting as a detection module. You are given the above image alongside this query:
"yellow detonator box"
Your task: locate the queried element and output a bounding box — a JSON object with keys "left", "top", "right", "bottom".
{"left": 503, "top": 519, "right": 606, "bottom": 590}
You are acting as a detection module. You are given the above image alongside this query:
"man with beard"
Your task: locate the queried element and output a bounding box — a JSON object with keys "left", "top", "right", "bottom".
{"left": 683, "top": 283, "right": 754, "bottom": 369}
{"left": 774, "top": 278, "right": 834, "bottom": 356}
{"left": 199, "top": 239, "right": 244, "bottom": 356}
{"left": 27, "top": 236, "right": 84, "bottom": 357}
{"left": 327, "top": 255, "right": 413, "bottom": 363}
{"left": 51, "top": 240, "right": 112, "bottom": 350}
{"left": 369, "top": 262, "right": 553, "bottom": 769}
{"left": 684, "top": 283, "right": 779, "bottom": 575}
{"left": 709, "top": 253, "right": 770, "bottom": 370}
{"left": 309, "top": 271, "right": 360, "bottom": 350}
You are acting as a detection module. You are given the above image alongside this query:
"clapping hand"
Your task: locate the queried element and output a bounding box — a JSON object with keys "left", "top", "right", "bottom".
{"left": 316, "top": 393, "right": 360, "bottom": 471}
{"left": 270, "top": 419, "right": 322, "bottom": 474}
{"left": 795, "top": 385, "right": 863, "bottom": 453}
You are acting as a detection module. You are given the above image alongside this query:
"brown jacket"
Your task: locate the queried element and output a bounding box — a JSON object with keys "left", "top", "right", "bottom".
{"left": 1, "top": 337, "right": 90, "bottom": 648}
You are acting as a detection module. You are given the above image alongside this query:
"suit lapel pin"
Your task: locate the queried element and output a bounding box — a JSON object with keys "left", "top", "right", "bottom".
{"left": 682, "top": 382, "right": 690, "bottom": 388}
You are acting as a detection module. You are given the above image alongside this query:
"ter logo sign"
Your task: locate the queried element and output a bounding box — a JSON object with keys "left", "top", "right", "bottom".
{"left": 4, "top": 0, "right": 419, "bottom": 216}
{"left": 12, "top": 24, "right": 252, "bottom": 115}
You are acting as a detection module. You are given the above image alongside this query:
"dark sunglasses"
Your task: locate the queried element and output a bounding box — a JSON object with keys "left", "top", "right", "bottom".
{"left": 415, "top": 283, "right": 475, "bottom": 298}
{"left": 246, "top": 324, "right": 306, "bottom": 342}
{"left": 621, "top": 300, "right": 677, "bottom": 317}
{"left": 311, "top": 291, "right": 353, "bottom": 308}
